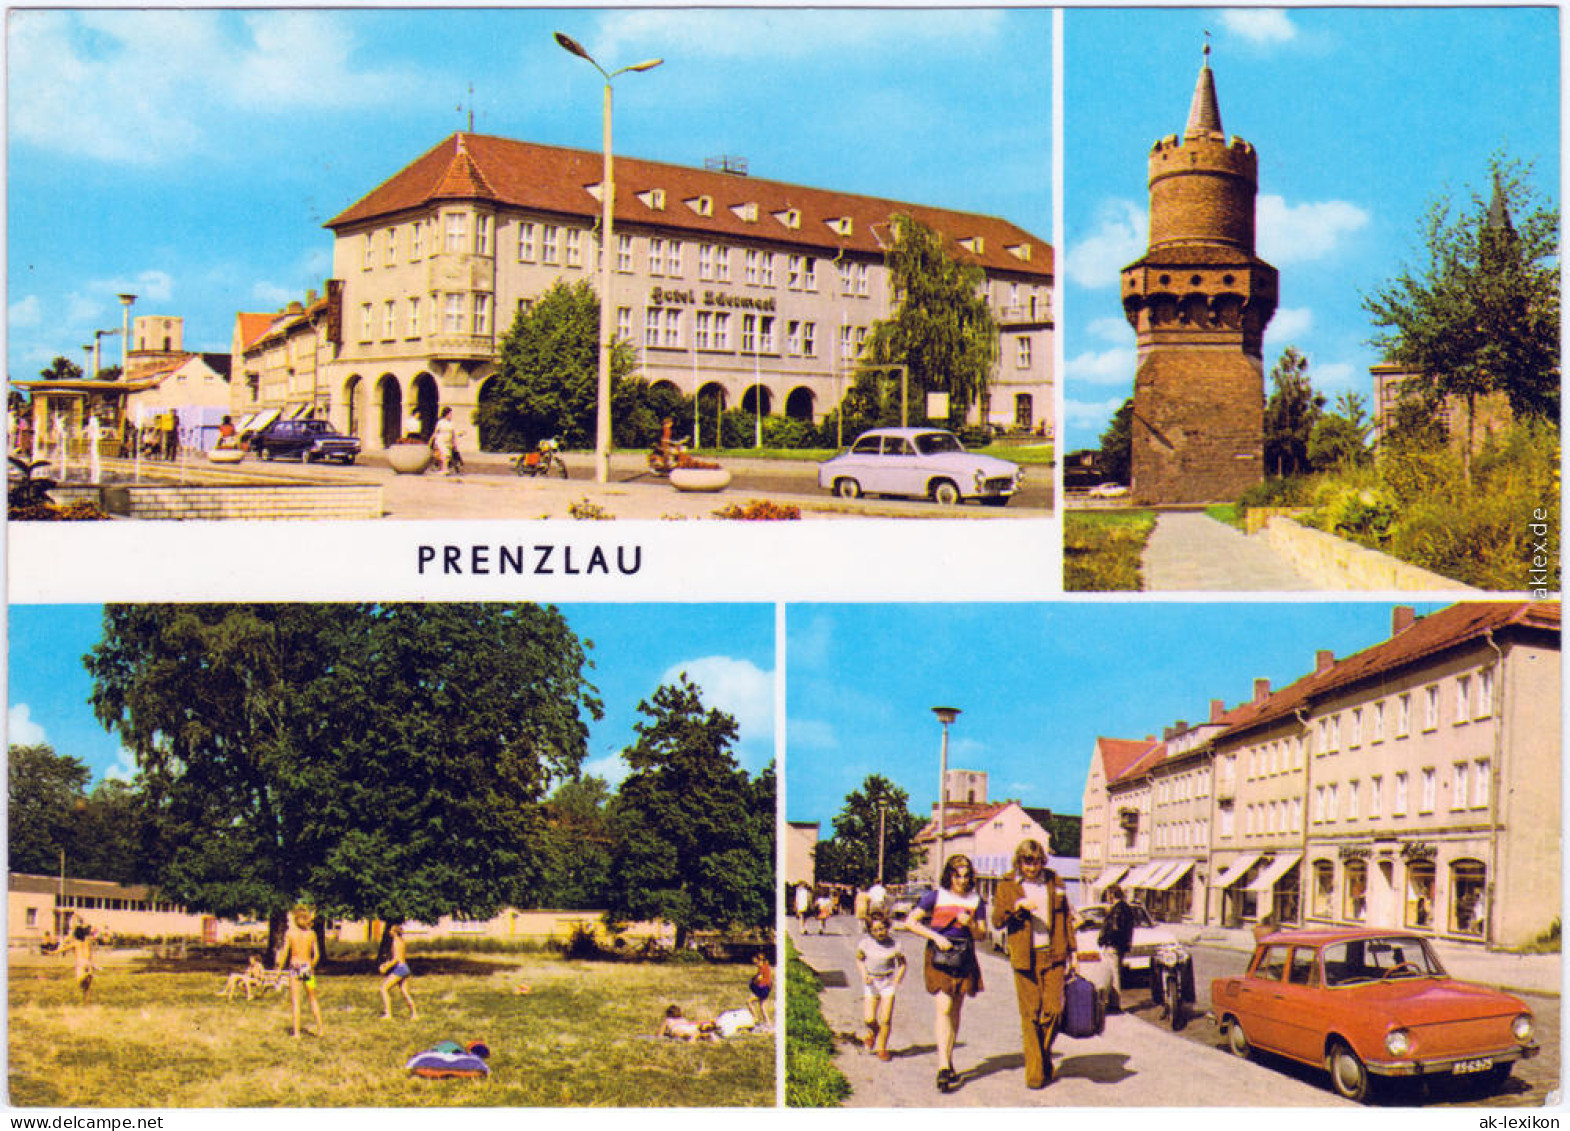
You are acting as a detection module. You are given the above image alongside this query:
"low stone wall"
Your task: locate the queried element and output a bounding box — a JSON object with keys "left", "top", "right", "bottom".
{"left": 1262, "top": 515, "right": 1477, "bottom": 591}
{"left": 54, "top": 483, "right": 383, "bottom": 521}
{"left": 1243, "top": 506, "right": 1310, "bottom": 536}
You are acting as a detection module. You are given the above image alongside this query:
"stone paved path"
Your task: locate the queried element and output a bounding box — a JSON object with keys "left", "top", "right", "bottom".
{"left": 1142, "top": 510, "right": 1322, "bottom": 591}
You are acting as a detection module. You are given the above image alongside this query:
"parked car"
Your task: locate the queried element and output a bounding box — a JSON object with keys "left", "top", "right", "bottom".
{"left": 1069, "top": 903, "right": 1181, "bottom": 1008}
{"left": 887, "top": 883, "right": 935, "bottom": 920}
{"left": 252, "top": 418, "right": 361, "bottom": 464}
{"left": 1211, "top": 927, "right": 1538, "bottom": 1102}
{"left": 817, "top": 427, "right": 1023, "bottom": 506}
{"left": 1087, "top": 482, "right": 1129, "bottom": 498}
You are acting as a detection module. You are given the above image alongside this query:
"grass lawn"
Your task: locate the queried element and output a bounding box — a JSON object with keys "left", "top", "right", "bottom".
{"left": 1205, "top": 503, "right": 1243, "bottom": 529}
{"left": 9, "top": 949, "right": 773, "bottom": 1107}
{"left": 1064, "top": 509, "right": 1157, "bottom": 591}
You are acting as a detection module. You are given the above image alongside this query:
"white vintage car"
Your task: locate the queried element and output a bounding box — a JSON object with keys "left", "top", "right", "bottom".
{"left": 818, "top": 427, "right": 1023, "bottom": 506}
{"left": 1073, "top": 903, "right": 1181, "bottom": 1008}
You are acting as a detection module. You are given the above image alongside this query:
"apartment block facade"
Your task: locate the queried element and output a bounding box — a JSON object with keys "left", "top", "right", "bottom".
{"left": 1083, "top": 603, "right": 1560, "bottom": 949}
{"left": 306, "top": 133, "right": 1052, "bottom": 450}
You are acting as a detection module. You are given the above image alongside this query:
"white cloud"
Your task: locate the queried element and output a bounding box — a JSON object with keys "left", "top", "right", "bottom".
{"left": 1064, "top": 396, "right": 1127, "bottom": 431}
{"left": 1265, "top": 306, "right": 1314, "bottom": 345}
{"left": 1257, "top": 196, "right": 1369, "bottom": 265}
{"left": 1068, "top": 200, "right": 1146, "bottom": 288}
{"left": 104, "top": 748, "right": 140, "bottom": 783}
{"left": 595, "top": 9, "right": 1002, "bottom": 63}
{"left": 252, "top": 283, "right": 296, "bottom": 309}
{"left": 1087, "top": 316, "right": 1133, "bottom": 345}
{"left": 10, "top": 10, "right": 417, "bottom": 165}
{"left": 584, "top": 751, "right": 629, "bottom": 787}
{"left": 1220, "top": 10, "right": 1299, "bottom": 45}
{"left": 8, "top": 704, "right": 48, "bottom": 745}
{"left": 660, "top": 656, "right": 775, "bottom": 764}
{"left": 1313, "top": 362, "right": 1357, "bottom": 393}
{"left": 1066, "top": 346, "right": 1136, "bottom": 388}
{"left": 10, "top": 296, "right": 42, "bottom": 329}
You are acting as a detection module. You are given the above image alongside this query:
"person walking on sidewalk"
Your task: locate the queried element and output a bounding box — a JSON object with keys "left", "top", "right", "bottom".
{"left": 902, "top": 853, "right": 987, "bottom": 1094}
{"left": 993, "top": 840, "right": 1076, "bottom": 1089}
{"left": 1098, "top": 884, "right": 1136, "bottom": 1009}
{"left": 855, "top": 912, "right": 907, "bottom": 1061}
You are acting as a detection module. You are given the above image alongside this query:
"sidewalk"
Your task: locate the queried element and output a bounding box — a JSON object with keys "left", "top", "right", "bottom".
{"left": 1142, "top": 510, "right": 1321, "bottom": 591}
{"left": 790, "top": 917, "right": 1350, "bottom": 1107}
{"left": 1173, "top": 924, "right": 1561, "bottom": 999}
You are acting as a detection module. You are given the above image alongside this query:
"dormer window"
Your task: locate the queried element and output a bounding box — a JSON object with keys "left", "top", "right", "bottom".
{"left": 686, "top": 195, "right": 714, "bottom": 217}
{"left": 638, "top": 188, "right": 667, "bottom": 211}
{"left": 732, "top": 202, "right": 759, "bottom": 223}
{"left": 1007, "top": 242, "right": 1032, "bottom": 262}
{"left": 585, "top": 182, "right": 604, "bottom": 203}
{"left": 826, "top": 216, "right": 853, "bottom": 237}
{"left": 958, "top": 235, "right": 985, "bottom": 255}
{"left": 774, "top": 208, "right": 801, "bottom": 230}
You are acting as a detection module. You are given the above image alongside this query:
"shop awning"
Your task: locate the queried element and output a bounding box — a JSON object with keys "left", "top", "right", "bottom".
{"left": 1091, "top": 865, "right": 1128, "bottom": 891}
{"left": 1142, "top": 860, "right": 1180, "bottom": 889}
{"left": 1152, "top": 859, "right": 1196, "bottom": 891}
{"left": 1122, "top": 860, "right": 1163, "bottom": 890}
{"left": 1246, "top": 852, "right": 1303, "bottom": 893}
{"left": 1213, "top": 852, "right": 1263, "bottom": 890}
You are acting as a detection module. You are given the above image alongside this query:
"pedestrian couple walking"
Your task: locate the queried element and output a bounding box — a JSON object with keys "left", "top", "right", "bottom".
{"left": 902, "top": 841, "right": 1075, "bottom": 1093}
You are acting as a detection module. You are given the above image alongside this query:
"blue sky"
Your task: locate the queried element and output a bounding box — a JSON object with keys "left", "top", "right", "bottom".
{"left": 786, "top": 602, "right": 1446, "bottom": 830}
{"left": 7, "top": 8, "right": 1051, "bottom": 379}
{"left": 7, "top": 604, "right": 775, "bottom": 786}
{"left": 1063, "top": 7, "right": 1560, "bottom": 451}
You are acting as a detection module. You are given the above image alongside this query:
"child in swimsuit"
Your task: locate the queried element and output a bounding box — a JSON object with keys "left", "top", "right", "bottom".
{"left": 378, "top": 924, "right": 417, "bottom": 1020}
{"left": 276, "top": 906, "right": 325, "bottom": 1037}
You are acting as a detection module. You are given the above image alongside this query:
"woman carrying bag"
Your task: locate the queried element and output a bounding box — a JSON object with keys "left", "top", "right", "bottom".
{"left": 902, "top": 853, "right": 987, "bottom": 1094}
{"left": 992, "top": 839, "right": 1076, "bottom": 1089}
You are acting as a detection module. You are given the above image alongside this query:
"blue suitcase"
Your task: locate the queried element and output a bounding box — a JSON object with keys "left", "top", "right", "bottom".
{"left": 1061, "top": 972, "right": 1104, "bottom": 1038}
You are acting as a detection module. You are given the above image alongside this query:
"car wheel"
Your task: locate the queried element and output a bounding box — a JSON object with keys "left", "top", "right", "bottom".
{"left": 834, "top": 478, "right": 862, "bottom": 499}
{"left": 931, "top": 479, "right": 961, "bottom": 505}
{"left": 1226, "top": 1017, "right": 1251, "bottom": 1059}
{"left": 260, "top": 446, "right": 271, "bottom": 461}
{"left": 342, "top": 456, "right": 356, "bottom": 466}
{"left": 1328, "top": 1041, "right": 1371, "bottom": 1103}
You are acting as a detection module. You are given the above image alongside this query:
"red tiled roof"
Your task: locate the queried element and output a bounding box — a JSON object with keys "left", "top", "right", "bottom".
{"left": 1097, "top": 737, "right": 1162, "bottom": 784}
{"left": 1223, "top": 601, "right": 1558, "bottom": 740}
{"left": 235, "top": 312, "right": 276, "bottom": 352}
{"left": 914, "top": 801, "right": 1013, "bottom": 842}
{"left": 327, "top": 133, "right": 1052, "bottom": 280}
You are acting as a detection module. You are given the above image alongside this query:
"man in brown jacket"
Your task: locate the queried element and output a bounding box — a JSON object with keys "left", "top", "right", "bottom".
{"left": 991, "top": 839, "right": 1075, "bottom": 1088}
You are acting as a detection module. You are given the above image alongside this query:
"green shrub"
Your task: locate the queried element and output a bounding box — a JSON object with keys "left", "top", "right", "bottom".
{"left": 785, "top": 938, "right": 850, "bottom": 1107}
{"left": 1064, "top": 510, "right": 1156, "bottom": 592}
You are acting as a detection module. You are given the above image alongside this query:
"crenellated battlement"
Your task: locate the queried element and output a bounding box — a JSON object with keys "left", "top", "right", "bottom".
{"left": 1148, "top": 133, "right": 1257, "bottom": 183}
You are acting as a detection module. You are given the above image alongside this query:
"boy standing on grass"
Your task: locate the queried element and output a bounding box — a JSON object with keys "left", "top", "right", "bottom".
{"left": 277, "top": 906, "right": 325, "bottom": 1037}
{"left": 378, "top": 924, "right": 417, "bottom": 1020}
{"left": 63, "top": 915, "right": 97, "bottom": 1004}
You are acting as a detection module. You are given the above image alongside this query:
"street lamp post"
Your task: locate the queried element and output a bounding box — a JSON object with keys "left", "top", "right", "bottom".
{"left": 117, "top": 294, "right": 136, "bottom": 374}
{"left": 931, "top": 706, "right": 961, "bottom": 883}
{"left": 876, "top": 799, "right": 888, "bottom": 886}
{"left": 555, "top": 32, "right": 662, "bottom": 485}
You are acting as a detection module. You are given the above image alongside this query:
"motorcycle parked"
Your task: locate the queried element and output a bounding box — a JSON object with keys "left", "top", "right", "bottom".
{"left": 1148, "top": 940, "right": 1196, "bottom": 1030}
{"left": 515, "top": 439, "right": 568, "bottom": 479}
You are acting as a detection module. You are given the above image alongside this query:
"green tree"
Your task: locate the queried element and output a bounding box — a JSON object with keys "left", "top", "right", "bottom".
{"left": 1263, "top": 345, "right": 1325, "bottom": 477}
{"left": 535, "top": 775, "right": 616, "bottom": 909}
{"left": 475, "top": 281, "right": 636, "bottom": 451}
{"left": 1098, "top": 397, "right": 1135, "bottom": 484}
{"left": 86, "top": 604, "right": 600, "bottom": 949}
{"left": 1309, "top": 391, "right": 1374, "bottom": 471}
{"left": 605, "top": 678, "right": 773, "bottom": 947}
{"left": 8, "top": 744, "right": 90, "bottom": 875}
{"left": 816, "top": 775, "right": 926, "bottom": 888}
{"left": 38, "top": 357, "right": 84, "bottom": 381}
{"left": 1363, "top": 155, "right": 1560, "bottom": 474}
{"left": 858, "top": 215, "right": 998, "bottom": 427}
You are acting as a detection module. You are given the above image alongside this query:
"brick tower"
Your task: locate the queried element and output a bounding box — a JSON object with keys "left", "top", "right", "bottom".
{"left": 1123, "top": 46, "right": 1276, "bottom": 503}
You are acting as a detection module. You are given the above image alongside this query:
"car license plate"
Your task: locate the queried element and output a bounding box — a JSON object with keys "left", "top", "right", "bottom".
{"left": 1452, "top": 1058, "right": 1493, "bottom": 1075}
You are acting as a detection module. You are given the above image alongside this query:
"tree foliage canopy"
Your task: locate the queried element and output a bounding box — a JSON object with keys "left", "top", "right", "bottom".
{"left": 1263, "top": 345, "right": 1326, "bottom": 477}
{"left": 604, "top": 678, "right": 773, "bottom": 944}
{"left": 86, "top": 604, "right": 601, "bottom": 927}
{"left": 859, "top": 215, "right": 998, "bottom": 427}
{"left": 9, "top": 745, "right": 156, "bottom": 884}
{"left": 1363, "top": 155, "right": 1560, "bottom": 424}
{"left": 814, "top": 774, "right": 926, "bottom": 888}
{"left": 1098, "top": 397, "right": 1135, "bottom": 484}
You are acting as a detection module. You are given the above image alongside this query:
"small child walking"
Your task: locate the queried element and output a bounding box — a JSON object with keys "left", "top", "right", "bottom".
{"left": 855, "top": 912, "right": 907, "bottom": 1060}
{"left": 378, "top": 924, "right": 417, "bottom": 1020}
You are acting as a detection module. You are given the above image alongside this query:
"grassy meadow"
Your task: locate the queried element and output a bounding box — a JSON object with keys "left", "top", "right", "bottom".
{"left": 1064, "top": 509, "right": 1157, "bottom": 591}
{"left": 9, "top": 948, "right": 774, "bottom": 1107}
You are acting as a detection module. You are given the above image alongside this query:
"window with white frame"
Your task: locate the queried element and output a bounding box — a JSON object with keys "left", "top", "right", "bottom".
{"left": 360, "top": 303, "right": 373, "bottom": 341}
{"left": 1477, "top": 670, "right": 1494, "bottom": 718}
{"left": 804, "top": 257, "right": 818, "bottom": 290}
{"left": 615, "top": 306, "right": 631, "bottom": 343}
{"left": 444, "top": 293, "right": 465, "bottom": 333}
{"left": 1473, "top": 759, "right": 1490, "bottom": 808}
{"left": 694, "top": 310, "right": 713, "bottom": 350}
{"left": 714, "top": 312, "right": 731, "bottom": 350}
{"left": 801, "top": 322, "right": 815, "bottom": 356}
{"left": 519, "top": 222, "right": 537, "bottom": 261}
{"left": 411, "top": 220, "right": 423, "bottom": 259}
{"left": 742, "top": 314, "right": 757, "bottom": 353}
{"left": 1394, "top": 771, "right": 1408, "bottom": 815}
{"left": 407, "top": 297, "right": 421, "bottom": 338}
{"left": 1326, "top": 783, "right": 1338, "bottom": 821}
{"left": 616, "top": 234, "right": 633, "bottom": 273}
{"left": 445, "top": 213, "right": 466, "bottom": 253}
{"left": 839, "top": 325, "right": 853, "bottom": 361}
{"left": 644, "top": 307, "right": 661, "bottom": 348}
{"left": 716, "top": 246, "right": 731, "bottom": 282}
{"left": 565, "top": 229, "right": 582, "bottom": 268}
{"left": 385, "top": 228, "right": 397, "bottom": 265}
{"left": 760, "top": 252, "right": 776, "bottom": 287}
{"left": 1313, "top": 786, "right": 1325, "bottom": 823}
{"left": 855, "top": 326, "right": 868, "bottom": 355}
{"left": 1451, "top": 762, "right": 1469, "bottom": 809}
{"left": 787, "top": 255, "right": 803, "bottom": 290}
{"left": 759, "top": 316, "right": 776, "bottom": 352}
{"left": 786, "top": 320, "right": 803, "bottom": 355}
{"left": 475, "top": 215, "right": 492, "bottom": 256}
{"left": 648, "top": 238, "right": 666, "bottom": 275}
{"left": 542, "top": 225, "right": 560, "bottom": 265}
{"left": 856, "top": 263, "right": 869, "bottom": 296}
{"left": 1455, "top": 675, "right": 1471, "bottom": 723}
{"left": 1419, "top": 767, "right": 1436, "bottom": 813}
{"left": 1291, "top": 797, "right": 1302, "bottom": 830}
{"left": 1397, "top": 693, "right": 1411, "bottom": 737}
{"left": 363, "top": 234, "right": 375, "bottom": 270}
{"left": 667, "top": 240, "right": 683, "bottom": 275}
{"left": 472, "top": 294, "right": 490, "bottom": 336}
{"left": 1423, "top": 684, "right": 1439, "bottom": 730}
{"left": 839, "top": 261, "right": 853, "bottom": 294}
{"left": 698, "top": 244, "right": 715, "bottom": 281}
{"left": 383, "top": 300, "right": 397, "bottom": 340}
{"left": 744, "top": 249, "right": 759, "bottom": 285}
{"left": 661, "top": 308, "right": 681, "bottom": 348}
{"left": 1369, "top": 775, "right": 1382, "bottom": 817}
{"left": 1373, "top": 700, "right": 1386, "bottom": 742}
{"left": 1347, "top": 779, "right": 1360, "bottom": 820}
{"left": 1350, "top": 708, "right": 1362, "bottom": 747}
{"left": 1017, "top": 337, "right": 1032, "bottom": 368}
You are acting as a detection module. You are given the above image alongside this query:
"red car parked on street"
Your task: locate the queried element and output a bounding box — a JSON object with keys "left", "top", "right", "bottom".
{"left": 1212, "top": 927, "right": 1537, "bottom": 1102}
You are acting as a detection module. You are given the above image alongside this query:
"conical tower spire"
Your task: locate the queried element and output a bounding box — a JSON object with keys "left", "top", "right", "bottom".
{"left": 1486, "top": 169, "right": 1515, "bottom": 235}
{"left": 1185, "top": 41, "right": 1224, "bottom": 138}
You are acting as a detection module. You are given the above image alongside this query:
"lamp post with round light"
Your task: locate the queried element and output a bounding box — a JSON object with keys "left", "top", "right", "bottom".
{"left": 554, "top": 32, "right": 662, "bottom": 484}
{"left": 932, "top": 706, "right": 961, "bottom": 883}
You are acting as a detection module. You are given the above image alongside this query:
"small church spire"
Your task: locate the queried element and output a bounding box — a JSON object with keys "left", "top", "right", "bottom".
{"left": 1185, "top": 36, "right": 1224, "bottom": 138}
{"left": 1486, "top": 169, "right": 1515, "bottom": 235}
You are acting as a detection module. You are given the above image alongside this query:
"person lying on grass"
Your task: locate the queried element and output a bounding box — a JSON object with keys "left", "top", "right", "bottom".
{"left": 220, "top": 956, "right": 270, "bottom": 1001}
{"left": 378, "top": 924, "right": 417, "bottom": 1020}
{"left": 657, "top": 1004, "right": 719, "bottom": 1042}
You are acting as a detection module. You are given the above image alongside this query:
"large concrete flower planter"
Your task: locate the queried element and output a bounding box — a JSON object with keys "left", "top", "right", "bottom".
{"left": 387, "top": 444, "right": 433, "bottom": 475}
{"left": 669, "top": 466, "right": 731, "bottom": 492}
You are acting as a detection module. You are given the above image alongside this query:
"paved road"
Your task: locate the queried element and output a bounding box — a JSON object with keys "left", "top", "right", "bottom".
{"left": 791, "top": 916, "right": 1351, "bottom": 1107}
{"left": 1142, "top": 510, "right": 1321, "bottom": 591}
